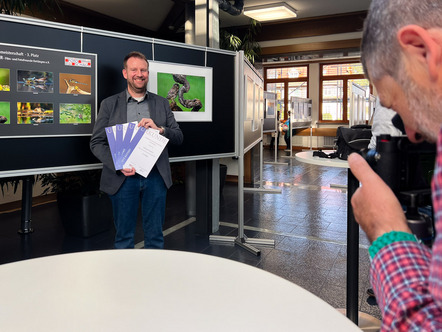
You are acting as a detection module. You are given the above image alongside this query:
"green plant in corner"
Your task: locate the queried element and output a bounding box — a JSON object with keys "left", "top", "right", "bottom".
{"left": 39, "top": 170, "right": 112, "bottom": 238}
{"left": 220, "top": 19, "right": 261, "bottom": 64}
{"left": 40, "top": 170, "right": 102, "bottom": 196}
{"left": 0, "top": 175, "right": 39, "bottom": 197}
{"left": 0, "top": 177, "right": 23, "bottom": 196}
{"left": 0, "top": 0, "right": 61, "bottom": 15}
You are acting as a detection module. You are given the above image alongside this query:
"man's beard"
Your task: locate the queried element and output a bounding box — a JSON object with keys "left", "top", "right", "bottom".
{"left": 128, "top": 79, "right": 147, "bottom": 94}
{"left": 398, "top": 69, "right": 442, "bottom": 143}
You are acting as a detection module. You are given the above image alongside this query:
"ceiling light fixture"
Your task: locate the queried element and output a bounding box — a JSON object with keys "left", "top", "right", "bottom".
{"left": 243, "top": 2, "right": 297, "bottom": 22}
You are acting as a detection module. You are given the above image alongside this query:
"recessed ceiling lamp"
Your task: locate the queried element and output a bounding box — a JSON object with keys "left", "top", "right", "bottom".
{"left": 243, "top": 2, "right": 297, "bottom": 22}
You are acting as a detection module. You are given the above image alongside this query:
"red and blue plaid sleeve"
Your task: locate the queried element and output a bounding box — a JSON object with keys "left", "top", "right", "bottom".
{"left": 371, "top": 241, "right": 442, "bottom": 330}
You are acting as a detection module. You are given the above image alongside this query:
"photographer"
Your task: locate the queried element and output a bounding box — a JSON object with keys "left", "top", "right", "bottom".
{"left": 348, "top": 0, "right": 442, "bottom": 330}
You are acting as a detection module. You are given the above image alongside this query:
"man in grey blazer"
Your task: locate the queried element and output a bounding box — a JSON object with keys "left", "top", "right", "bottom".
{"left": 90, "top": 51, "right": 183, "bottom": 249}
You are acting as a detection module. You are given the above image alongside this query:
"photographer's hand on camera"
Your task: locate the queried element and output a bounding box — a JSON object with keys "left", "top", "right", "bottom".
{"left": 348, "top": 153, "right": 412, "bottom": 243}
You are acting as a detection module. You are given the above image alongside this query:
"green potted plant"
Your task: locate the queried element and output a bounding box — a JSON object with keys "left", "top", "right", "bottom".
{"left": 1, "top": 0, "right": 60, "bottom": 15}
{"left": 0, "top": 176, "right": 24, "bottom": 196}
{"left": 220, "top": 19, "right": 262, "bottom": 64}
{"left": 40, "top": 170, "right": 113, "bottom": 238}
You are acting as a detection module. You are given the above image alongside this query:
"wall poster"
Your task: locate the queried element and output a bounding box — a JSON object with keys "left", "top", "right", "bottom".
{"left": 147, "top": 61, "right": 212, "bottom": 122}
{"left": 291, "top": 97, "right": 312, "bottom": 121}
{"left": 264, "top": 91, "right": 276, "bottom": 118}
{"left": 0, "top": 42, "right": 97, "bottom": 138}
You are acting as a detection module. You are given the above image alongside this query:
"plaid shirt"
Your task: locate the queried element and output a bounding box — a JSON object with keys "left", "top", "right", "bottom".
{"left": 371, "top": 128, "right": 442, "bottom": 331}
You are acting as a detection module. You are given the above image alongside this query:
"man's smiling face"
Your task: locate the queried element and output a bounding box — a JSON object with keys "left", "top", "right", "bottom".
{"left": 123, "top": 56, "right": 149, "bottom": 97}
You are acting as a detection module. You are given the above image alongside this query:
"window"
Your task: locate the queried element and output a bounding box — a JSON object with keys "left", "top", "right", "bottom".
{"left": 265, "top": 65, "right": 308, "bottom": 120}
{"left": 320, "top": 62, "right": 370, "bottom": 122}
{"left": 322, "top": 80, "right": 343, "bottom": 121}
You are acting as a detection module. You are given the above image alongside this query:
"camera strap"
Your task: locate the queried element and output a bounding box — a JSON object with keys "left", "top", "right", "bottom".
{"left": 313, "top": 150, "right": 338, "bottom": 159}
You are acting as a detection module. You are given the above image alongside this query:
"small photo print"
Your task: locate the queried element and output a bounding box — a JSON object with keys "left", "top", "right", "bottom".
{"left": 0, "top": 101, "right": 10, "bottom": 124}
{"left": 17, "top": 102, "right": 54, "bottom": 124}
{"left": 17, "top": 70, "right": 54, "bottom": 93}
{"left": 0, "top": 68, "right": 10, "bottom": 92}
{"left": 60, "top": 103, "right": 91, "bottom": 124}
{"left": 59, "top": 73, "right": 92, "bottom": 95}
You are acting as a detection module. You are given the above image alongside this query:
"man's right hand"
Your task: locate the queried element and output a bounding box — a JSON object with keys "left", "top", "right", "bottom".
{"left": 121, "top": 167, "right": 136, "bottom": 177}
{"left": 348, "top": 153, "right": 411, "bottom": 243}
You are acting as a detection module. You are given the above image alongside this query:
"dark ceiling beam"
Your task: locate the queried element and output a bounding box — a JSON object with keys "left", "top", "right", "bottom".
{"left": 157, "top": 1, "right": 186, "bottom": 42}
{"left": 257, "top": 11, "right": 367, "bottom": 41}
{"left": 26, "top": 0, "right": 158, "bottom": 38}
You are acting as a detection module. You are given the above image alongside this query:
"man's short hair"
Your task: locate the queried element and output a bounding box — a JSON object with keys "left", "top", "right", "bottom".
{"left": 361, "top": 0, "right": 442, "bottom": 81}
{"left": 123, "top": 51, "right": 149, "bottom": 69}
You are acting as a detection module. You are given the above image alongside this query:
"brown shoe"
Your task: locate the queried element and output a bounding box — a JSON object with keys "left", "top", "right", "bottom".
{"left": 367, "top": 288, "right": 375, "bottom": 297}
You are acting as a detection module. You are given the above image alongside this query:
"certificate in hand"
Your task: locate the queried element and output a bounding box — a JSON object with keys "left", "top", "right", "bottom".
{"left": 105, "top": 123, "right": 169, "bottom": 177}
{"left": 123, "top": 128, "right": 169, "bottom": 177}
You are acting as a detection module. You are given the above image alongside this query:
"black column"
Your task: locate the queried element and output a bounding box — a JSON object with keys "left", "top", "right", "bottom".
{"left": 346, "top": 170, "right": 359, "bottom": 324}
{"left": 195, "top": 159, "right": 212, "bottom": 234}
{"left": 19, "top": 176, "right": 34, "bottom": 234}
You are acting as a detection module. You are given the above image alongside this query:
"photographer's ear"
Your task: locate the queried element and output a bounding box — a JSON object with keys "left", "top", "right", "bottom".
{"left": 397, "top": 25, "right": 442, "bottom": 82}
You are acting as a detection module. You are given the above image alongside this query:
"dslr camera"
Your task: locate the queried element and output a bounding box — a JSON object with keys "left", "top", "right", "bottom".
{"left": 361, "top": 134, "right": 436, "bottom": 245}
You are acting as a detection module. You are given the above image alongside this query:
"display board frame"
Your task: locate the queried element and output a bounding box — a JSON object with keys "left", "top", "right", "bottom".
{"left": 0, "top": 15, "right": 237, "bottom": 178}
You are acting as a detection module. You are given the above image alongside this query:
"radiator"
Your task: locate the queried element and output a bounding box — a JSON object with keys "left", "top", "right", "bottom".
{"left": 323, "top": 136, "right": 335, "bottom": 147}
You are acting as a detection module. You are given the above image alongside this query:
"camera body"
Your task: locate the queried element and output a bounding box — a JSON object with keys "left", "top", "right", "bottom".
{"left": 364, "top": 135, "right": 434, "bottom": 195}
{"left": 362, "top": 134, "right": 436, "bottom": 244}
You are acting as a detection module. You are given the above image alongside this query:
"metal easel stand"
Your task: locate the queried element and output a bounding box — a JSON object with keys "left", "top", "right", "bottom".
{"left": 245, "top": 140, "right": 282, "bottom": 194}
{"left": 209, "top": 150, "right": 275, "bottom": 255}
{"left": 209, "top": 52, "right": 274, "bottom": 255}
{"left": 264, "top": 116, "right": 288, "bottom": 166}
{"left": 281, "top": 124, "right": 313, "bottom": 160}
{"left": 264, "top": 141, "right": 288, "bottom": 165}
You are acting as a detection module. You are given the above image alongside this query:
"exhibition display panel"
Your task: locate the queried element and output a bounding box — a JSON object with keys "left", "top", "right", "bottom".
{"left": 0, "top": 15, "right": 237, "bottom": 178}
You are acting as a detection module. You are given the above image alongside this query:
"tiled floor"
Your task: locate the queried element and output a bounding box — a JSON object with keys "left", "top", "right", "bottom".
{"left": 0, "top": 148, "right": 381, "bottom": 323}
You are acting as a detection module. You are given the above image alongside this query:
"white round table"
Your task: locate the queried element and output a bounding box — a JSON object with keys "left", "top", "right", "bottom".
{"left": 295, "top": 150, "right": 348, "bottom": 168}
{"left": 0, "top": 250, "right": 361, "bottom": 331}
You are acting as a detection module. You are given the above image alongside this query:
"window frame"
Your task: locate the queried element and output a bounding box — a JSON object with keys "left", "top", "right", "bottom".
{"left": 264, "top": 65, "right": 309, "bottom": 120}
{"left": 319, "top": 62, "right": 370, "bottom": 123}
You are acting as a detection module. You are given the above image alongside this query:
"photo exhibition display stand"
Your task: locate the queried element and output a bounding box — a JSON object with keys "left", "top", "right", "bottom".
{"left": 263, "top": 91, "right": 288, "bottom": 167}
{"left": 210, "top": 53, "right": 275, "bottom": 255}
{"left": 282, "top": 97, "right": 313, "bottom": 160}
{"left": 244, "top": 138, "right": 282, "bottom": 194}
{"left": 0, "top": 15, "right": 237, "bottom": 235}
{"left": 243, "top": 91, "right": 281, "bottom": 194}
{"left": 0, "top": 40, "right": 98, "bottom": 234}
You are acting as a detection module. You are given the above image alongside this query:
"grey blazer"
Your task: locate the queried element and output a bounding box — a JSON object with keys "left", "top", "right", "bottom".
{"left": 90, "top": 90, "right": 183, "bottom": 195}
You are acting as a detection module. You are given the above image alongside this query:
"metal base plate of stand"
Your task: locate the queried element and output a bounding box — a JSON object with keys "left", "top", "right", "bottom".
{"left": 235, "top": 236, "right": 261, "bottom": 255}
{"left": 244, "top": 187, "right": 281, "bottom": 194}
{"left": 209, "top": 235, "right": 275, "bottom": 256}
{"left": 264, "top": 161, "right": 288, "bottom": 166}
